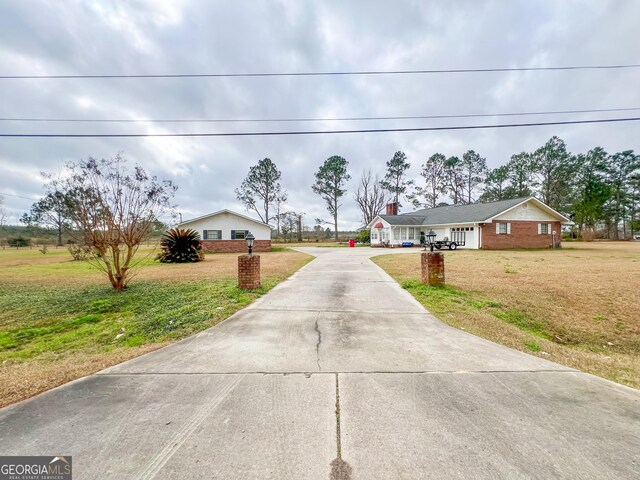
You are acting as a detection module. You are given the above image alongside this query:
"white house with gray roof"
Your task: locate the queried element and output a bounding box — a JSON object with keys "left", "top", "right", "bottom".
{"left": 366, "top": 197, "right": 571, "bottom": 249}
{"left": 177, "top": 209, "right": 272, "bottom": 253}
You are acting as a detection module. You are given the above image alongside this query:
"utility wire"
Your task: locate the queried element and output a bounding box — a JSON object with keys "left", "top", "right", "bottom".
{"left": 0, "top": 192, "right": 39, "bottom": 200}
{"left": 1, "top": 117, "right": 638, "bottom": 138}
{"left": 2, "top": 64, "right": 640, "bottom": 79}
{"left": 1, "top": 107, "right": 639, "bottom": 124}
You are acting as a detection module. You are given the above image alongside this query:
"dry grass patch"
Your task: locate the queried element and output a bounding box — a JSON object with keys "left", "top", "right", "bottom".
{"left": 0, "top": 246, "right": 308, "bottom": 286}
{"left": 0, "top": 343, "right": 167, "bottom": 408}
{"left": 372, "top": 242, "right": 640, "bottom": 388}
{"left": 0, "top": 248, "right": 313, "bottom": 407}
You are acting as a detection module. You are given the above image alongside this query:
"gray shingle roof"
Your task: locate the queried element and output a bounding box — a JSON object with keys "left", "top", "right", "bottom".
{"left": 380, "top": 197, "right": 531, "bottom": 226}
{"left": 378, "top": 215, "right": 425, "bottom": 226}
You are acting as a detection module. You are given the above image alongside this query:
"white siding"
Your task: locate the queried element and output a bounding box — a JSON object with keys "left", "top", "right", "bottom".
{"left": 370, "top": 218, "right": 392, "bottom": 244}
{"left": 179, "top": 211, "right": 271, "bottom": 240}
{"left": 422, "top": 224, "right": 478, "bottom": 249}
{"left": 494, "top": 201, "right": 559, "bottom": 222}
{"left": 430, "top": 228, "right": 447, "bottom": 240}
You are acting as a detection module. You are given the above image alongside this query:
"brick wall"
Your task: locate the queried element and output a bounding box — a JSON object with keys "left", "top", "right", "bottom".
{"left": 481, "top": 221, "right": 562, "bottom": 249}
{"left": 200, "top": 240, "right": 271, "bottom": 253}
{"left": 238, "top": 254, "right": 261, "bottom": 289}
{"left": 421, "top": 252, "right": 445, "bottom": 286}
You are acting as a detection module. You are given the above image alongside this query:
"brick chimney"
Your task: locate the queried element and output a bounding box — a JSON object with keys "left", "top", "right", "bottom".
{"left": 386, "top": 202, "right": 398, "bottom": 216}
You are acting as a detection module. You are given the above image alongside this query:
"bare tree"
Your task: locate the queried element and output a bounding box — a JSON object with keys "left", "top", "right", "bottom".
{"left": 279, "top": 211, "right": 299, "bottom": 242}
{"left": 354, "top": 169, "right": 387, "bottom": 225}
{"left": 51, "top": 154, "right": 177, "bottom": 290}
{"left": 273, "top": 192, "right": 288, "bottom": 236}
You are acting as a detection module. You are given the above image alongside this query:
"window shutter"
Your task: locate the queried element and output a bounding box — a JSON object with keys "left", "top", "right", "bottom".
{"left": 506, "top": 223, "right": 511, "bottom": 234}
{"left": 231, "top": 230, "right": 236, "bottom": 239}
{"left": 218, "top": 230, "right": 222, "bottom": 240}
{"left": 548, "top": 224, "right": 552, "bottom": 234}
{"left": 496, "top": 223, "right": 500, "bottom": 234}
{"left": 537, "top": 224, "right": 541, "bottom": 235}
{"left": 203, "top": 230, "right": 208, "bottom": 240}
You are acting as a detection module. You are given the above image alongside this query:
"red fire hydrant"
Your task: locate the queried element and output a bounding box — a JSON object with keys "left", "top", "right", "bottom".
{"left": 349, "top": 239, "right": 355, "bottom": 248}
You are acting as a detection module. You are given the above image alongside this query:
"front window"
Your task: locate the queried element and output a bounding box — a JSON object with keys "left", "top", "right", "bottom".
{"left": 234, "top": 230, "right": 247, "bottom": 240}
{"left": 539, "top": 223, "right": 550, "bottom": 234}
{"left": 204, "top": 230, "right": 221, "bottom": 240}
{"left": 497, "top": 223, "right": 508, "bottom": 234}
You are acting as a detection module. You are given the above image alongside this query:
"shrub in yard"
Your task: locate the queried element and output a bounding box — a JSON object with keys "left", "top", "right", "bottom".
{"left": 67, "top": 244, "right": 94, "bottom": 261}
{"left": 7, "top": 236, "right": 31, "bottom": 247}
{"left": 157, "top": 228, "right": 204, "bottom": 263}
{"left": 356, "top": 229, "right": 371, "bottom": 244}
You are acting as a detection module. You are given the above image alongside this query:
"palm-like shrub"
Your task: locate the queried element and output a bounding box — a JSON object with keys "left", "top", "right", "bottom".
{"left": 156, "top": 228, "right": 204, "bottom": 263}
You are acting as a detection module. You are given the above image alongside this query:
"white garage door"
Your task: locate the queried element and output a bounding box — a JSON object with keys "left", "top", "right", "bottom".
{"left": 450, "top": 227, "right": 476, "bottom": 248}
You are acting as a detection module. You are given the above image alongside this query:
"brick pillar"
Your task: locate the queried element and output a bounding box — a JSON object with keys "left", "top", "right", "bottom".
{"left": 238, "top": 254, "right": 261, "bottom": 289}
{"left": 421, "top": 252, "right": 445, "bottom": 286}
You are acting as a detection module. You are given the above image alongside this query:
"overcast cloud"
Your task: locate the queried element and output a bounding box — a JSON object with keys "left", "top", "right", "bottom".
{"left": 1, "top": 0, "right": 639, "bottom": 228}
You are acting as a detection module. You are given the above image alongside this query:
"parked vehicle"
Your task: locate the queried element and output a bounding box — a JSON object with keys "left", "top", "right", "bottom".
{"left": 432, "top": 231, "right": 466, "bottom": 250}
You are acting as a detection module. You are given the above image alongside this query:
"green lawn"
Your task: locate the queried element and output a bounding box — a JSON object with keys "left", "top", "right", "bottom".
{"left": 0, "top": 247, "right": 312, "bottom": 406}
{"left": 0, "top": 279, "right": 273, "bottom": 361}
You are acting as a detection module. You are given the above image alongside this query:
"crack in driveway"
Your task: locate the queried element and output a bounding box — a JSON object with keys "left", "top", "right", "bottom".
{"left": 314, "top": 314, "right": 322, "bottom": 372}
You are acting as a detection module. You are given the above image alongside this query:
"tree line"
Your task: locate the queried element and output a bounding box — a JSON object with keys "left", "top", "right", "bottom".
{"left": 12, "top": 137, "right": 638, "bottom": 290}
{"left": 235, "top": 136, "right": 639, "bottom": 240}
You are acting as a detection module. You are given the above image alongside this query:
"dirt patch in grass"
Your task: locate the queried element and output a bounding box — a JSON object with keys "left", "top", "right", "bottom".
{"left": 0, "top": 249, "right": 313, "bottom": 407}
{"left": 0, "top": 344, "right": 166, "bottom": 408}
{"left": 372, "top": 242, "right": 640, "bottom": 388}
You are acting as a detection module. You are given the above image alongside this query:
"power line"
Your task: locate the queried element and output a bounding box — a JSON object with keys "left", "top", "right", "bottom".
{"left": 2, "top": 64, "right": 640, "bottom": 80}
{"left": 0, "top": 192, "right": 39, "bottom": 200}
{"left": 1, "top": 117, "right": 638, "bottom": 138}
{"left": 1, "top": 107, "right": 639, "bottom": 124}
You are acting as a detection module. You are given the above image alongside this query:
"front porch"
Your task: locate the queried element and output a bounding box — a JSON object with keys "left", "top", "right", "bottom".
{"left": 371, "top": 224, "right": 479, "bottom": 249}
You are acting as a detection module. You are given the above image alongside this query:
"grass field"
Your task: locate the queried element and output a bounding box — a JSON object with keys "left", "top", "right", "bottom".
{"left": 372, "top": 242, "right": 640, "bottom": 388}
{"left": 0, "top": 246, "right": 312, "bottom": 407}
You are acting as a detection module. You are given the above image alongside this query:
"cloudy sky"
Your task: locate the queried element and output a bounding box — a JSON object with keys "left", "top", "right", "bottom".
{"left": 1, "top": 0, "right": 639, "bottom": 229}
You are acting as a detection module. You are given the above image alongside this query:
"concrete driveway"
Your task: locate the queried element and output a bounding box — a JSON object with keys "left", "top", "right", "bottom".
{"left": 1, "top": 247, "right": 638, "bottom": 479}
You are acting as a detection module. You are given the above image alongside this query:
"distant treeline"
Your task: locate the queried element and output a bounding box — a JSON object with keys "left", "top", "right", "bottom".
{"left": 0, "top": 225, "right": 164, "bottom": 248}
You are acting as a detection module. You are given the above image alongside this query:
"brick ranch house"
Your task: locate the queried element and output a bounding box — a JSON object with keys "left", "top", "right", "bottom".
{"left": 366, "top": 197, "right": 571, "bottom": 249}
{"left": 177, "top": 209, "right": 272, "bottom": 253}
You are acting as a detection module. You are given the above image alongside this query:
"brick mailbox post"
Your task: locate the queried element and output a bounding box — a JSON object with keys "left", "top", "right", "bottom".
{"left": 421, "top": 252, "right": 445, "bottom": 286}
{"left": 238, "top": 254, "right": 261, "bottom": 289}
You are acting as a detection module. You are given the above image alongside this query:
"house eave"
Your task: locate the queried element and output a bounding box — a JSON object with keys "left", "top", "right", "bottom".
{"left": 178, "top": 209, "right": 273, "bottom": 229}
{"left": 483, "top": 196, "right": 572, "bottom": 224}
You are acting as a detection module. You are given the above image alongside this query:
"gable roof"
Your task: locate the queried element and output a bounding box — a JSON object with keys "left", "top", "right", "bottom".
{"left": 178, "top": 209, "right": 271, "bottom": 228}
{"left": 409, "top": 197, "right": 530, "bottom": 225}
{"left": 378, "top": 214, "right": 425, "bottom": 226}
{"left": 367, "top": 197, "right": 571, "bottom": 227}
